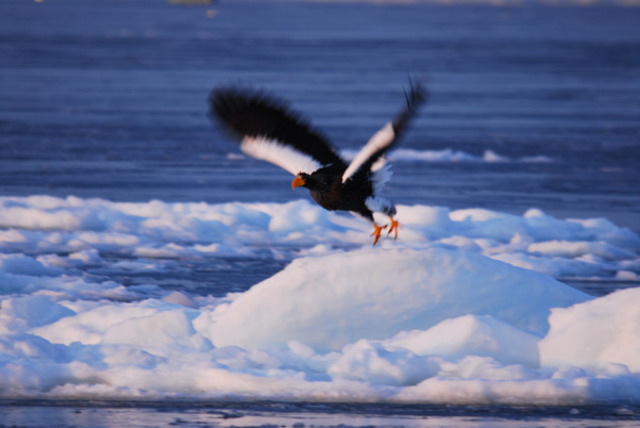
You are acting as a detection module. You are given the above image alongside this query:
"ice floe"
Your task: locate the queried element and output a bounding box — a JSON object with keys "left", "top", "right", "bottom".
{"left": 0, "top": 195, "right": 639, "bottom": 404}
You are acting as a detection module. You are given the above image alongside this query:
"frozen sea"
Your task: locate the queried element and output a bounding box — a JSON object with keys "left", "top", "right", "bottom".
{"left": 1, "top": 0, "right": 640, "bottom": 427}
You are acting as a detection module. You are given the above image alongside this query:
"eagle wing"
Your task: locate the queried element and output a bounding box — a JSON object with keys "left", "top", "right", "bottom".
{"left": 210, "top": 88, "right": 346, "bottom": 176}
{"left": 341, "top": 81, "right": 427, "bottom": 183}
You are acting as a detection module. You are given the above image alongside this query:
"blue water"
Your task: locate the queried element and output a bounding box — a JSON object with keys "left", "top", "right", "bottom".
{"left": 1, "top": 0, "right": 640, "bottom": 426}
{"left": 1, "top": 0, "right": 639, "bottom": 229}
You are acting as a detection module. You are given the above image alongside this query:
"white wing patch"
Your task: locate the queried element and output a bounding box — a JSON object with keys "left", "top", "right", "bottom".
{"left": 240, "top": 136, "right": 322, "bottom": 176}
{"left": 341, "top": 122, "right": 395, "bottom": 183}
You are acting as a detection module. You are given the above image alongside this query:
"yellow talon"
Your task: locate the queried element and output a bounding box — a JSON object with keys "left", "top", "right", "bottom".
{"left": 388, "top": 217, "right": 399, "bottom": 239}
{"left": 371, "top": 223, "right": 388, "bottom": 245}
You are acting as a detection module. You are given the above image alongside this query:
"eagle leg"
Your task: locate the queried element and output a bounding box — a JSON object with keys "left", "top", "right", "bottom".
{"left": 371, "top": 223, "right": 388, "bottom": 245}
{"left": 387, "top": 217, "right": 399, "bottom": 239}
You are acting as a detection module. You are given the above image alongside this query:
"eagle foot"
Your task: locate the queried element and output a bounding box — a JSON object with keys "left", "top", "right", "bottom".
{"left": 387, "top": 217, "right": 399, "bottom": 239}
{"left": 371, "top": 223, "right": 388, "bottom": 246}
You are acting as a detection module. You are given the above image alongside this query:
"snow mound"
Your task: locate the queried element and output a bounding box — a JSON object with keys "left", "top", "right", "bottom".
{"left": 202, "top": 247, "right": 589, "bottom": 351}
{"left": 0, "top": 249, "right": 638, "bottom": 404}
{"left": 385, "top": 314, "right": 541, "bottom": 367}
{"left": 540, "top": 287, "right": 640, "bottom": 372}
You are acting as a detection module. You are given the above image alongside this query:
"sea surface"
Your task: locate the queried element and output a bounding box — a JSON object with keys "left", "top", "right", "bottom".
{"left": 1, "top": 0, "right": 639, "bottom": 426}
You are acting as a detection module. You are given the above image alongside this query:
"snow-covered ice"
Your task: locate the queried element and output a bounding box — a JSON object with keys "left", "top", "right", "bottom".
{"left": 0, "top": 195, "right": 639, "bottom": 404}
{"left": 204, "top": 248, "right": 587, "bottom": 351}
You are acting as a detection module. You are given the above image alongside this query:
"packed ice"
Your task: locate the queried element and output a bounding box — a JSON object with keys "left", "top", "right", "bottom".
{"left": 0, "top": 195, "right": 639, "bottom": 404}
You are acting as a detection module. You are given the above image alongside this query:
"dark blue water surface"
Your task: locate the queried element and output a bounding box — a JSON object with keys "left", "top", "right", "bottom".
{"left": 1, "top": 0, "right": 639, "bottom": 229}
{"left": 1, "top": 1, "right": 640, "bottom": 426}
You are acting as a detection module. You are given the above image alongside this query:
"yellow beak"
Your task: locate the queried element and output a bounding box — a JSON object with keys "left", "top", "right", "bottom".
{"left": 292, "top": 175, "right": 306, "bottom": 189}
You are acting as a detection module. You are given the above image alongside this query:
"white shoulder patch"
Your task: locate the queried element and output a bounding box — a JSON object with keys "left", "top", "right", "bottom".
{"left": 341, "top": 122, "right": 395, "bottom": 183}
{"left": 240, "top": 136, "right": 322, "bottom": 176}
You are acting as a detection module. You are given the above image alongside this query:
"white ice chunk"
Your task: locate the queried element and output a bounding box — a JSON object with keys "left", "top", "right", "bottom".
{"left": 199, "top": 247, "right": 589, "bottom": 351}
{"left": 385, "top": 314, "right": 540, "bottom": 367}
{"left": 540, "top": 287, "right": 640, "bottom": 372}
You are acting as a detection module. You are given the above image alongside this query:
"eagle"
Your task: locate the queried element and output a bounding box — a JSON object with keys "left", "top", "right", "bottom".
{"left": 209, "top": 81, "right": 426, "bottom": 245}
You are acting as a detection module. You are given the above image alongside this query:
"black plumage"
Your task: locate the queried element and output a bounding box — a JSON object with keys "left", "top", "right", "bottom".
{"left": 212, "top": 89, "right": 344, "bottom": 169}
{"left": 209, "top": 81, "right": 426, "bottom": 245}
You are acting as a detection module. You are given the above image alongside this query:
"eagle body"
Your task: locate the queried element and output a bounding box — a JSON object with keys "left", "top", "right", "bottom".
{"left": 298, "top": 166, "right": 367, "bottom": 212}
{"left": 210, "top": 82, "right": 426, "bottom": 244}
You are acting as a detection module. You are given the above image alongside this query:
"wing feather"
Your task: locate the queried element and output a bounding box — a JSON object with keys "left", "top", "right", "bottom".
{"left": 240, "top": 136, "right": 322, "bottom": 176}
{"left": 341, "top": 81, "right": 427, "bottom": 183}
{"left": 210, "top": 88, "right": 345, "bottom": 175}
{"left": 341, "top": 122, "right": 395, "bottom": 183}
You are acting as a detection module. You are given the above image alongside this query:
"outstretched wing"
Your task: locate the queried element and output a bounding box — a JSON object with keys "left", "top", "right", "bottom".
{"left": 341, "top": 81, "right": 427, "bottom": 183}
{"left": 210, "top": 88, "right": 346, "bottom": 176}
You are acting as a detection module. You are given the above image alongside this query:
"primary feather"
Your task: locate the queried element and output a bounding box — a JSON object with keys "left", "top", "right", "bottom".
{"left": 210, "top": 88, "right": 345, "bottom": 174}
